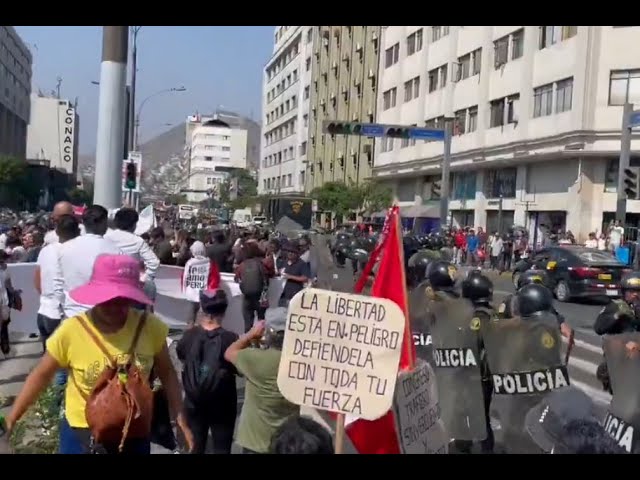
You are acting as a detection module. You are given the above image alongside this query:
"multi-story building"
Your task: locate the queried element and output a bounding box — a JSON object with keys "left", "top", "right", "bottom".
{"left": 375, "top": 26, "right": 640, "bottom": 241}
{"left": 183, "top": 112, "right": 258, "bottom": 202}
{"left": 0, "top": 26, "right": 32, "bottom": 158}
{"left": 27, "top": 93, "right": 80, "bottom": 177}
{"left": 258, "top": 26, "right": 314, "bottom": 196}
{"left": 306, "top": 26, "right": 381, "bottom": 194}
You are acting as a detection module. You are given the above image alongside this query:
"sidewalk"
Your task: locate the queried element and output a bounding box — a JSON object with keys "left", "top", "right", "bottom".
{"left": 0, "top": 333, "right": 42, "bottom": 418}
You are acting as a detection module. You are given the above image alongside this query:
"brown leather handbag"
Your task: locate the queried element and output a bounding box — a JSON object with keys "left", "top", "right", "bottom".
{"left": 71, "top": 313, "right": 154, "bottom": 452}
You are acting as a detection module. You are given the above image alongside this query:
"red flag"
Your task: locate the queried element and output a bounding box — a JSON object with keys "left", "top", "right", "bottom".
{"left": 344, "top": 206, "right": 415, "bottom": 454}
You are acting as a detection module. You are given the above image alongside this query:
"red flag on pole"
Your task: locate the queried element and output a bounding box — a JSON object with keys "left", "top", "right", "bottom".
{"left": 342, "top": 206, "right": 415, "bottom": 454}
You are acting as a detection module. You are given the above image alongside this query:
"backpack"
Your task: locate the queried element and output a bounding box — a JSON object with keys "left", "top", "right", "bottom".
{"left": 182, "top": 330, "right": 226, "bottom": 406}
{"left": 240, "top": 258, "right": 266, "bottom": 296}
{"left": 71, "top": 313, "right": 153, "bottom": 452}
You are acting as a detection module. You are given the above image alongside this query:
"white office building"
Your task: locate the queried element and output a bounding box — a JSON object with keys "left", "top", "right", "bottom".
{"left": 375, "top": 26, "right": 640, "bottom": 242}
{"left": 258, "top": 26, "right": 314, "bottom": 195}
{"left": 183, "top": 113, "right": 254, "bottom": 202}
{"left": 26, "top": 93, "right": 79, "bottom": 176}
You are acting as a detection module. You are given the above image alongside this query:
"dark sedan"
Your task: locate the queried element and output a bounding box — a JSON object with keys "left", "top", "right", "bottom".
{"left": 512, "top": 246, "right": 629, "bottom": 302}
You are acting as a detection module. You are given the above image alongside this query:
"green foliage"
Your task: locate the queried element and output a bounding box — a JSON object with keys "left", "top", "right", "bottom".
{"left": 166, "top": 193, "right": 188, "bottom": 205}
{"left": 219, "top": 169, "right": 258, "bottom": 205}
{"left": 10, "top": 385, "right": 62, "bottom": 454}
{"left": 0, "top": 156, "right": 31, "bottom": 208}
{"left": 0, "top": 155, "right": 26, "bottom": 185}
{"left": 311, "top": 181, "right": 363, "bottom": 218}
{"left": 67, "top": 188, "right": 91, "bottom": 205}
{"left": 358, "top": 180, "right": 394, "bottom": 214}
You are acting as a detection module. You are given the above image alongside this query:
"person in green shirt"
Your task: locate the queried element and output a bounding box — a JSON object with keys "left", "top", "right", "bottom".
{"left": 224, "top": 307, "right": 299, "bottom": 453}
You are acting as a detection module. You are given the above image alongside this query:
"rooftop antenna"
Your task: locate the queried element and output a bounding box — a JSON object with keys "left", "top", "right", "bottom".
{"left": 55, "top": 77, "right": 62, "bottom": 99}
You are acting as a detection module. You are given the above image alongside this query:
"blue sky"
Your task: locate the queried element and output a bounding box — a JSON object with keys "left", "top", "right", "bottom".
{"left": 15, "top": 26, "right": 275, "bottom": 154}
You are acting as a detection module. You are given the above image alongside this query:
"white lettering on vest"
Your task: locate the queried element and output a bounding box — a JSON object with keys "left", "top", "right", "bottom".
{"left": 413, "top": 332, "right": 432, "bottom": 346}
{"left": 492, "top": 366, "right": 569, "bottom": 395}
{"left": 433, "top": 348, "right": 477, "bottom": 368}
{"left": 604, "top": 412, "right": 635, "bottom": 453}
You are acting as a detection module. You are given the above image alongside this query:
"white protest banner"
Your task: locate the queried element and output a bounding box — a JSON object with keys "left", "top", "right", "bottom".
{"left": 393, "top": 360, "right": 449, "bottom": 454}
{"left": 277, "top": 288, "right": 406, "bottom": 421}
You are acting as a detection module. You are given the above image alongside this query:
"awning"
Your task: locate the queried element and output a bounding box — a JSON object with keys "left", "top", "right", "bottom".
{"left": 370, "top": 204, "right": 439, "bottom": 219}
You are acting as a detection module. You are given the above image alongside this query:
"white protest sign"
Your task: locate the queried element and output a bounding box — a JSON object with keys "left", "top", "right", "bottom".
{"left": 393, "top": 360, "right": 449, "bottom": 454}
{"left": 277, "top": 288, "right": 406, "bottom": 421}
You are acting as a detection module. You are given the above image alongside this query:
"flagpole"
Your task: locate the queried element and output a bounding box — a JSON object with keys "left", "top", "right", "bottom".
{"left": 392, "top": 206, "right": 415, "bottom": 370}
{"left": 334, "top": 414, "right": 346, "bottom": 454}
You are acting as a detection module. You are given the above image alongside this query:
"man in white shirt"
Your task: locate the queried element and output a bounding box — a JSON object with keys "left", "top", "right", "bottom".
{"left": 105, "top": 207, "right": 159, "bottom": 281}
{"left": 44, "top": 201, "right": 86, "bottom": 245}
{"left": 58, "top": 204, "right": 122, "bottom": 318}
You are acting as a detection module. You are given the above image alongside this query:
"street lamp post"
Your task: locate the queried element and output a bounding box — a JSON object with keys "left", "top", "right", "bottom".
{"left": 134, "top": 86, "right": 186, "bottom": 150}
{"left": 129, "top": 26, "right": 142, "bottom": 152}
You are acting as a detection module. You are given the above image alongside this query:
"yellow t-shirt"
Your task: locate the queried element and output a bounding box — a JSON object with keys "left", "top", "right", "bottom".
{"left": 46, "top": 309, "right": 169, "bottom": 428}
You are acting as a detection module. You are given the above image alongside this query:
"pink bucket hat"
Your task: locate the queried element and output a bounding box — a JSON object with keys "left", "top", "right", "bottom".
{"left": 70, "top": 254, "right": 152, "bottom": 306}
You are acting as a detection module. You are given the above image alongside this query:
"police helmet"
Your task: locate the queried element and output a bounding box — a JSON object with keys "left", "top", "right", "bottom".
{"left": 517, "top": 270, "right": 550, "bottom": 290}
{"left": 516, "top": 284, "right": 554, "bottom": 316}
{"left": 620, "top": 271, "right": 640, "bottom": 291}
{"left": 462, "top": 271, "right": 494, "bottom": 303}
{"left": 426, "top": 261, "right": 457, "bottom": 289}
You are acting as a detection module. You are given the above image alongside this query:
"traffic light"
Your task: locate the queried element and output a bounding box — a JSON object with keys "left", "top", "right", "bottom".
{"left": 431, "top": 180, "right": 441, "bottom": 200}
{"left": 125, "top": 162, "right": 137, "bottom": 190}
{"left": 323, "top": 121, "right": 363, "bottom": 135}
{"left": 386, "top": 127, "right": 411, "bottom": 139}
{"left": 624, "top": 167, "right": 640, "bottom": 199}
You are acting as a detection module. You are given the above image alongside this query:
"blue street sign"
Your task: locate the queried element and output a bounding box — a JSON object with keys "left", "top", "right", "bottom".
{"left": 631, "top": 110, "right": 640, "bottom": 128}
{"left": 410, "top": 128, "right": 445, "bottom": 141}
{"left": 360, "top": 123, "right": 385, "bottom": 137}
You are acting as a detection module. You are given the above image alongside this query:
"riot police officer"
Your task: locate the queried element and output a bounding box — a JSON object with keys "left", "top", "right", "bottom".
{"left": 454, "top": 271, "right": 496, "bottom": 453}
{"left": 426, "top": 261, "right": 490, "bottom": 450}
{"left": 594, "top": 271, "right": 640, "bottom": 394}
{"left": 483, "top": 283, "right": 570, "bottom": 453}
{"left": 500, "top": 270, "right": 574, "bottom": 341}
{"left": 595, "top": 271, "right": 640, "bottom": 453}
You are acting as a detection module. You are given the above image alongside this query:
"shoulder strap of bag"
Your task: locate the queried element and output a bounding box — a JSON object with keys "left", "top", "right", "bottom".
{"left": 128, "top": 311, "right": 148, "bottom": 356}
{"left": 76, "top": 315, "right": 117, "bottom": 368}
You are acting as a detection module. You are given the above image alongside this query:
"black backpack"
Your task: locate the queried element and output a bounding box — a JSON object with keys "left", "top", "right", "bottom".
{"left": 240, "top": 258, "right": 266, "bottom": 296}
{"left": 182, "top": 330, "right": 226, "bottom": 406}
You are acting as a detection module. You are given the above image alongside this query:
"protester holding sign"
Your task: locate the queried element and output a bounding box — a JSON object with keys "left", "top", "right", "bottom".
{"left": 224, "top": 307, "right": 299, "bottom": 454}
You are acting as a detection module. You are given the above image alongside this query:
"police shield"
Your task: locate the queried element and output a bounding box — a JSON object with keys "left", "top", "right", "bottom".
{"left": 602, "top": 332, "right": 640, "bottom": 453}
{"left": 482, "top": 312, "right": 569, "bottom": 453}
{"left": 427, "top": 290, "right": 488, "bottom": 441}
{"left": 409, "top": 281, "right": 434, "bottom": 368}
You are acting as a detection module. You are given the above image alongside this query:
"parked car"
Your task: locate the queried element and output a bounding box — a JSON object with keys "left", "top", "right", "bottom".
{"left": 511, "top": 246, "right": 628, "bottom": 302}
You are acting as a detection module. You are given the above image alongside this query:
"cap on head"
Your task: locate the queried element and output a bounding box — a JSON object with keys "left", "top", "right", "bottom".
{"left": 265, "top": 307, "right": 287, "bottom": 332}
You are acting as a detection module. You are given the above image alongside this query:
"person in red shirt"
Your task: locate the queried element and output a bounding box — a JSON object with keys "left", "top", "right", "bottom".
{"left": 453, "top": 229, "right": 467, "bottom": 265}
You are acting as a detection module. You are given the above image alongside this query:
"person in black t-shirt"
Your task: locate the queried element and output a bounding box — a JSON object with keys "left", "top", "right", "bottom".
{"left": 176, "top": 289, "right": 239, "bottom": 454}
{"left": 279, "top": 241, "right": 310, "bottom": 307}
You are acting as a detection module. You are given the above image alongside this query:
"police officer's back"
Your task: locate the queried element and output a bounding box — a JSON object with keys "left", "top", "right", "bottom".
{"left": 594, "top": 271, "right": 640, "bottom": 335}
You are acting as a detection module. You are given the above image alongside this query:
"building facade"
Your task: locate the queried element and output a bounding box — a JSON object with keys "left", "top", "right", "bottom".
{"left": 258, "top": 26, "right": 314, "bottom": 196}
{"left": 183, "top": 113, "right": 256, "bottom": 202}
{"left": 0, "top": 26, "right": 32, "bottom": 159}
{"left": 306, "top": 26, "right": 381, "bottom": 193}
{"left": 375, "top": 26, "right": 640, "bottom": 242}
{"left": 27, "top": 93, "right": 80, "bottom": 177}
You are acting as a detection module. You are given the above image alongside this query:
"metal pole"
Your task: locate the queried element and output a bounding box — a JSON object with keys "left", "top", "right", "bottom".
{"left": 439, "top": 119, "right": 453, "bottom": 228}
{"left": 498, "top": 194, "right": 504, "bottom": 234}
{"left": 128, "top": 27, "right": 138, "bottom": 152}
{"left": 616, "top": 102, "right": 633, "bottom": 223}
{"left": 93, "top": 26, "right": 129, "bottom": 210}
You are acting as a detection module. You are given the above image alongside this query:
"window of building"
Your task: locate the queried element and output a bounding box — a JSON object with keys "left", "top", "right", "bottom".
{"left": 381, "top": 137, "right": 394, "bottom": 152}
{"left": 204, "top": 156, "right": 213, "bottom": 161}
{"left": 490, "top": 94, "right": 519, "bottom": 127}
{"left": 385, "top": 43, "right": 399, "bottom": 68}
{"left": 383, "top": 87, "right": 397, "bottom": 110}
{"left": 407, "top": 29, "right": 423, "bottom": 56}
{"left": 306, "top": 57, "right": 311, "bottom": 71}
{"left": 428, "top": 64, "right": 447, "bottom": 92}
{"left": 533, "top": 83, "right": 554, "bottom": 117}
{"left": 609, "top": 69, "right": 640, "bottom": 106}
{"left": 555, "top": 77, "right": 573, "bottom": 113}
{"left": 457, "top": 54, "right": 471, "bottom": 80}
{"left": 304, "top": 85, "right": 310, "bottom": 99}
{"left": 454, "top": 109, "right": 467, "bottom": 135}
{"left": 425, "top": 116, "right": 445, "bottom": 130}
{"left": 472, "top": 48, "right": 482, "bottom": 75}
{"left": 303, "top": 114, "right": 308, "bottom": 127}
{"left": 484, "top": 167, "right": 517, "bottom": 198}
{"left": 300, "top": 141, "right": 307, "bottom": 156}
{"left": 431, "top": 26, "right": 450, "bottom": 43}
{"left": 494, "top": 36, "right": 509, "bottom": 68}
{"left": 451, "top": 171, "right": 477, "bottom": 200}
{"left": 539, "top": 26, "right": 577, "bottom": 49}
{"left": 404, "top": 76, "right": 420, "bottom": 102}
{"left": 307, "top": 29, "right": 313, "bottom": 43}
{"left": 511, "top": 29, "right": 524, "bottom": 60}
{"left": 468, "top": 106, "right": 478, "bottom": 132}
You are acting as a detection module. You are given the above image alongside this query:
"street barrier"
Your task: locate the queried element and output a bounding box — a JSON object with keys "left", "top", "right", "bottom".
{"left": 6, "top": 263, "right": 287, "bottom": 337}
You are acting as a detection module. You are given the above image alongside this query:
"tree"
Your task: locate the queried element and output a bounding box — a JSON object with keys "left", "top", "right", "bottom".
{"left": 166, "top": 193, "right": 188, "bottom": 205}
{"left": 358, "top": 180, "right": 394, "bottom": 214}
{"left": 219, "top": 169, "right": 258, "bottom": 205}
{"left": 311, "top": 181, "right": 363, "bottom": 219}
{"left": 0, "top": 156, "right": 30, "bottom": 208}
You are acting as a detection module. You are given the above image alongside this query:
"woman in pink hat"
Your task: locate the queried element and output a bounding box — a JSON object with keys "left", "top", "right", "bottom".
{"left": 3, "top": 254, "right": 194, "bottom": 454}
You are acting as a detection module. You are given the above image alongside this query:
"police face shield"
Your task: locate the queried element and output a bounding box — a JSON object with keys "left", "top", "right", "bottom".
{"left": 427, "top": 290, "right": 489, "bottom": 441}
{"left": 602, "top": 332, "right": 640, "bottom": 453}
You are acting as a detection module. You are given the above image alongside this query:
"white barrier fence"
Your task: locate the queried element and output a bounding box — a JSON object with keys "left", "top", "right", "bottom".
{"left": 7, "top": 263, "right": 287, "bottom": 337}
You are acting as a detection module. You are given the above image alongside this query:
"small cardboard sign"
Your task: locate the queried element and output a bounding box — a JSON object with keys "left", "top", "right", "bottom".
{"left": 277, "top": 288, "right": 405, "bottom": 421}
{"left": 392, "top": 360, "right": 449, "bottom": 454}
